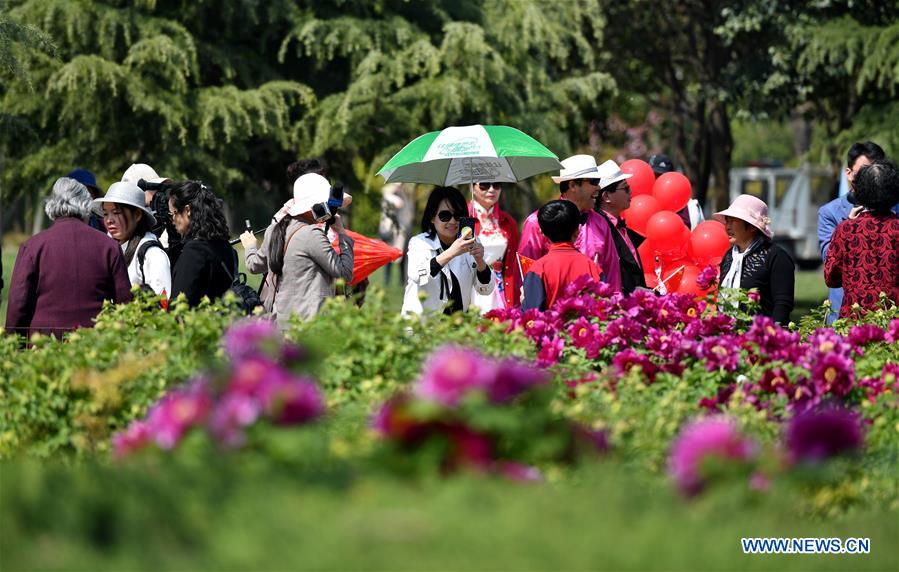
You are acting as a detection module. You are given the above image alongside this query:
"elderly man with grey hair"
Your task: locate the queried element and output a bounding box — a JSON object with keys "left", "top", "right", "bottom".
{"left": 5, "top": 177, "right": 133, "bottom": 337}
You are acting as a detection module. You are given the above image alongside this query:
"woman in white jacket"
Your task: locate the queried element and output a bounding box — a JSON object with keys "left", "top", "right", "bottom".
{"left": 402, "top": 186, "right": 494, "bottom": 316}
{"left": 94, "top": 182, "right": 171, "bottom": 296}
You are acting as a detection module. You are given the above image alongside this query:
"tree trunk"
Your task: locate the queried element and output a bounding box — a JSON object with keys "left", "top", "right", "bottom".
{"left": 706, "top": 101, "right": 732, "bottom": 212}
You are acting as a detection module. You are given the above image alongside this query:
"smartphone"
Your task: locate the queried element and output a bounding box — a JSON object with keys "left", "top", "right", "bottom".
{"left": 459, "top": 216, "right": 477, "bottom": 239}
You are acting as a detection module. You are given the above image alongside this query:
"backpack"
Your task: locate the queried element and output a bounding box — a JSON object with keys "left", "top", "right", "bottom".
{"left": 137, "top": 239, "right": 165, "bottom": 294}
{"left": 219, "top": 249, "right": 263, "bottom": 315}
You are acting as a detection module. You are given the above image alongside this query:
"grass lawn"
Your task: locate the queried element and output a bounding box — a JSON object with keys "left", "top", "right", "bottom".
{"left": 1, "top": 239, "right": 827, "bottom": 327}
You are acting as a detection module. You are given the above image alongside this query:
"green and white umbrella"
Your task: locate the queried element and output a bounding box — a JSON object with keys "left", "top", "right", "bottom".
{"left": 377, "top": 125, "right": 562, "bottom": 185}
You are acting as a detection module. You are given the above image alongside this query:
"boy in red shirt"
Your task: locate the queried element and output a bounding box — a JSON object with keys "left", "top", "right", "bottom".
{"left": 522, "top": 200, "right": 603, "bottom": 311}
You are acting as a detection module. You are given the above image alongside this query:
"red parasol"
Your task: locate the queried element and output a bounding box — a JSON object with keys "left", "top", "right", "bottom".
{"left": 332, "top": 230, "right": 403, "bottom": 286}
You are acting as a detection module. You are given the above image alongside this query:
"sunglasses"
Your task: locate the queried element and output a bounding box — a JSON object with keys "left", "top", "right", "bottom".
{"left": 476, "top": 182, "right": 504, "bottom": 190}
{"left": 436, "top": 210, "right": 466, "bottom": 222}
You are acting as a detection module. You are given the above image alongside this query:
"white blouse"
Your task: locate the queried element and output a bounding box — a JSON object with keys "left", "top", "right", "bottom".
{"left": 121, "top": 231, "right": 172, "bottom": 296}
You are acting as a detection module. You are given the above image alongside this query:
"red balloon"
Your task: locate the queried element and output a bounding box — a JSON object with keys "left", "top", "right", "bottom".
{"left": 620, "top": 159, "right": 655, "bottom": 196}
{"left": 689, "top": 220, "right": 731, "bottom": 265}
{"left": 659, "top": 259, "right": 686, "bottom": 292}
{"left": 675, "top": 264, "right": 716, "bottom": 300}
{"left": 646, "top": 210, "right": 687, "bottom": 252}
{"left": 637, "top": 238, "right": 658, "bottom": 271}
{"left": 621, "top": 195, "right": 660, "bottom": 236}
{"left": 652, "top": 172, "right": 692, "bottom": 212}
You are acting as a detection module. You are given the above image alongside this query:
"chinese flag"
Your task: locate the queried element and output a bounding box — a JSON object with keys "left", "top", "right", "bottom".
{"left": 517, "top": 253, "right": 536, "bottom": 279}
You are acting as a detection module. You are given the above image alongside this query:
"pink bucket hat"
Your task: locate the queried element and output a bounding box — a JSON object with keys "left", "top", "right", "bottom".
{"left": 713, "top": 194, "right": 773, "bottom": 238}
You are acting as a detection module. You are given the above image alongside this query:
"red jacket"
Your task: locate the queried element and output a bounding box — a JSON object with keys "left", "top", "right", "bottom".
{"left": 5, "top": 217, "right": 133, "bottom": 337}
{"left": 521, "top": 243, "right": 602, "bottom": 311}
{"left": 468, "top": 202, "right": 521, "bottom": 308}
{"left": 824, "top": 212, "right": 899, "bottom": 318}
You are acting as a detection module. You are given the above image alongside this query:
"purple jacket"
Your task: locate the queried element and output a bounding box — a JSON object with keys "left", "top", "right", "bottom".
{"left": 5, "top": 217, "right": 133, "bottom": 337}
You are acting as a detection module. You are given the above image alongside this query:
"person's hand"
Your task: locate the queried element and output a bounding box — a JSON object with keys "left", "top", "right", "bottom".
{"left": 470, "top": 239, "right": 486, "bottom": 271}
{"left": 446, "top": 235, "right": 476, "bottom": 259}
{"left": 848, "top": 205, "right": 865, "bottom": 219}
{"left": 240, "top": 230, "right": 257, "bottom": 249}
{"left": 330, "top": 214, "right": 346, "bottom": 234}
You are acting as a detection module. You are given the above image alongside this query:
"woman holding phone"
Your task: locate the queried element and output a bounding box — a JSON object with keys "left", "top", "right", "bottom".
{"left": 467, "top": 181, "right": 521, "bottom": 312}
{"left": 401, "top": 186, "right": 494, "bottom": 316}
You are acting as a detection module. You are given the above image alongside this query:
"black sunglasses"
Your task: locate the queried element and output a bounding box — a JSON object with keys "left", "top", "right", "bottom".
{"left": 436, "top": 210, "right": 466, "bottom": 222}
{"left": 477, "top": 182, "right": 504, "bottom": 190}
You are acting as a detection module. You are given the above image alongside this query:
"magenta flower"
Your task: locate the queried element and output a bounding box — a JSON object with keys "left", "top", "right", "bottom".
{"left": 785, "top": 407, "right": 863, "bottom": 463}
{"left": 415, "top": 346, "right": 495, "bottom": 406}
{"left": 488, "top": 358, "right": 548, "bottom": 404}
{"left": 811, "top": 352, "right": 855, "bottom": 397}
{"left": 261, "top": 377, "right": 325, "bottom": 425}
{"left": 612, "top": 348, "right": 659, "bottom": 382}
{"left": 697, "top": 335, "right": 741, "bottom": 372}
{"left": 223, "top": 318, "right": 282, "bottom": 361}
{"left": 847, "top": 324, "right": 886, "bottom": 347}
{"left": 567, "top": 317, "right": 600, "bottom": 350}
{"left": 145, "top": 380, "right": 213, "bottom": 449}
{"left": 882, "top": 362, "right": 899, "bottom": 388}
{"left": 698, "top": 384, "right": 736, "bottom": 412}
{"left": 668, "top": 417, "right": 757, "bottom": 496}
{"left": 696, "top": 265, "right": 718, "bottom": 290}
{"left": 886, "top": 319, "right": 899, "bottom": 343}
{"left": 747, "top": 290, "right": 761, "bottom": 303}
{"left": 111, "top": 420, "right": 152, "bottom": 459}
{"left": 536, "top": 335, "right": 565, "bottom": 367}
{"left": 208, "top": 393, "right": 261, "bottom": 448}
{"left": 227, "top": 356, "right": 291, "bottom": 398}
{"left": 757, "top": 367, "right": 793, "bottom": 396}
{"left": 496, "top": 461, "right": 544, "bottom": 482}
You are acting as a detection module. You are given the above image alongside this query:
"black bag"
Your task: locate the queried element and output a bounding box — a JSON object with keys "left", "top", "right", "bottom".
{"left": 219, "top": 250, "right": 262, "bottom": 315}
{"left": 137, "top": 239, "right": 165, "bottom": 294}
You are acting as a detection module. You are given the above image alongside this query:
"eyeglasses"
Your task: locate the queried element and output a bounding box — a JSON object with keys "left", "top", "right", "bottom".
{"left": 168, "top": 210, "right": 179, "bottom": 218}
{"left": 477, "top": 182, "right": 504, "bottom": 190}
{"left": 436, "top": 210, "right": 465, "bottom": 222}
{"left": 606, "top": 183, "right": 631, "bottom": 194}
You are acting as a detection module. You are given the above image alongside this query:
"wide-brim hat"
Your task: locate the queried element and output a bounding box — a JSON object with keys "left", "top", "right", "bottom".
{"left": 596, "top": 159, "right": 633, "bottom": 190}
{"left": 287, "top": 173, "right": 331, "bottom": 216}
{"left": 713, "top": 194, "right": 773, "bottom": 238}
{"left": 551, "top": 154, "right": 603, "bottom": 184}
{"left": 121, "top": 163, "right": 167, "bottom": 185}
{"left": 92, "top": 181, "right": 157, "bottom": 227}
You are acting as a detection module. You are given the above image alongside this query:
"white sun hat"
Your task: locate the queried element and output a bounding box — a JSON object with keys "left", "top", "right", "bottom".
{"left": 551, "top": 154, "right": 603, "bottom": 184}
{"left": 121, "top": 163, "right": 168, "bottom": 185}
{"left": 596, "top": 159, "right": 633, "bottom": 190}
{"left": 92, "top": 181, "right": 157, "bottom": 227}
{"left": 287, "top": 173, "right": 331, "bottom": 216}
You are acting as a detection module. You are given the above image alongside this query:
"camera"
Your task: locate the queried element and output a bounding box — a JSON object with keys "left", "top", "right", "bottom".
{"left": 310, "top": 182, "right": 346, "bottom": 225}
{"left": 138, "top": 178, "right": 184, "bottom": 265}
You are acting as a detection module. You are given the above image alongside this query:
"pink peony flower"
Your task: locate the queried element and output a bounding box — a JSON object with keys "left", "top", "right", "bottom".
{"left": 885, "top": 319, "right": 899, "bottom": 343}
{"left": 226, "top": 356, "right": 291, "bottom": 398}
{"left": 612, "top": 348, "right": 659, "bottom": 382}
{"left": 847, "top": 324, "right": 886, "bottom": 348}
{"left": 536, "top": 335, "right": 565, "bottom": 367}
{"left": 146, "top": 380, "right": 213, "bottom": 449}
{"left": 261, "top": 377, "right": 325, "bottom": 425}
{"left": 697, "top": 335, "right": 741, "bottom": 372}
{"left": 567, "top": 317, "right": 600, "bottom": 350}
{"left": 208, "top": 393, "right": 261, "bottom": 448}
{"left": 811, "top": 352, "right": 855, "bottom": 397}
{"left": 786, "top": 407, "right": 863, "bottom": 463}
{"left": 488, "top": 358, "right": 548, "bottom": 404}
{"left": 496, "top": 461, "right": 544, "bottom": 482}
{"left": 415, "top": 346, "right": 496, "bottom": 406}
{"left": 696, "top": 265, "right": 718, "bottom": 290}
{"left": 668, "top": 417, "right": 757, "bottom": 496}
{"left": 111, "top": 420, "right": 152, "bottom": 459}
{"left": 223, "top": 318, "right": 282, "bottom": 361}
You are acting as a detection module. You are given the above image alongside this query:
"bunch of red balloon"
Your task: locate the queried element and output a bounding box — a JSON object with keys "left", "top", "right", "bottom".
{"left": 619, "top": 159, "right": 730, "bottom": 298}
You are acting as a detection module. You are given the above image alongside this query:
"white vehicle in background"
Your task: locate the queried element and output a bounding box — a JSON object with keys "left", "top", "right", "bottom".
{"left": 728, "top": 163, "right": 836, "bottom": 269}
